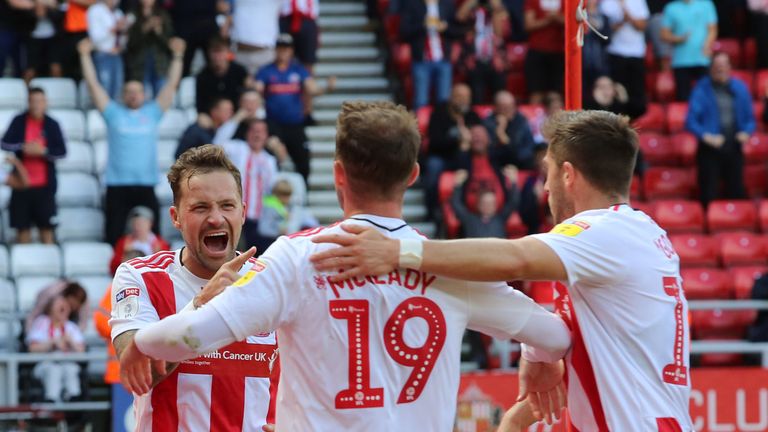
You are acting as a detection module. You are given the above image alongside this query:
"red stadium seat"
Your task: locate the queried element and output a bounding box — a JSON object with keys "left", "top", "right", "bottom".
{"left": 712, "top": 39, "right": 743, "bottom": 68}
{"left": 671, "top": 132, "right": 697, "bottom": 165}
{"left": 730, "top": 266, "right": 767, "bottom": 299}
{"left": 743, "top": 165, "right": 767, "bottom": 198}
{"left": 441, "top": 202, "right": 461, "bottom": 239}
{"left": 666, "top": 102, "right": 689, "bottom": 134}
{"left": 691, "top": 309, "right": 757, "bottom": 339}
{"left": 653, "top": 200, "right": 705, "bottom": 233}
{"left": 744, "top": 133, "right": 768, "bottom": 163}
{"left": 697, "top": 336, "right": 748, "bottom": 367}
{"left": 630, "top": 175, "right": 642, "bottom": 201}
{"left": 631, "top": 200, "right": 655, "bottom": 216}
{"left": 755, "top": 102, "right": 765, "bottom": 133}
{"left": 638, "top": 132, "right": 675, "bottom": 166}
{"left": 643, "top": 167, "right": 696, "bottom": 200}
{"left": 633, "top": 103, "right": 665, "bottom": 132}
{"left": 760, "top": 200, "right": 768, "bottom": 232}
{"left": 745, "top": 38, "right": 757, "bottom": 70}
{"left": 681, "top": 268, "right": 731, "bottom": 299}
{"left": 527, "top": 281, "right": 555, "bottom": 304}
{"left": 506, "top": 43, "right": 528, "bottom": 72}
{"left": 718, "top": 231, "right": 767, "bottom": 267}
{"left": 644, "top": 45, "right": 655, "bottom": 70}
{"left": 506, "top": 73, "right": 527, "bottom": 101}
{"left": 669, "top": 234, "right": 719, "bottom": 267}
{"left": 392, "top": 43, "right": 411, "bottom": 76}
{"left": 506, "top": 213, "right": 527, "bottom": 238}
{"left": 384, "top": 14, "right": 401, "bottom": 44}
{"left": 731, "top": 70, "right": 755, "bottom": 96}
{"left": 653, "top": 70, "right": 676, "bottom": 103}
{"left": 416, "top": 106, "right": 432, "bottom": 137}
{"left": 437, "top": 171, "right": 455, "bottom": 204}
{"left": 473, "top": 105, "right": 493, "bottom": 119}
{"left": 706, "top": 200, "right": 758, "bottom": 233}
{"left": 755, "top": 69, "right": 768, "bottom": 101}
{"left": 517, "top": 104, "right": 543, "bottom": 125}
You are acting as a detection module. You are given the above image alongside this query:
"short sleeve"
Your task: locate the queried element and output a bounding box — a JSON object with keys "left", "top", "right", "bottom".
{"left": 531, "top": 219, "right": 624, "bottom": 288}
{"left": 704, "top": 1, "right": 717, "bottom": 24}
{"left": 109, "top": 264, "right": 160, "bottom": 341}
{"left": 26, "top": 316, "right": 50, "bottom": 344}
{"left": 466, "top": 281, "right": 539, "bottom": 339}
{"left": 207, "top": 236, "right": 306, "bottom": 340}
{"left": 102, "top": 101, "right": 120, "bottom": 123}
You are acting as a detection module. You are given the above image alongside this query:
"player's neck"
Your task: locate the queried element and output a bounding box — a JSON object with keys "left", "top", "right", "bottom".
{"left": 342, "top": 198, "right": 404, "bottom": 220}
{"left": 575, "top": 192, "right": 628, "bottom": 215}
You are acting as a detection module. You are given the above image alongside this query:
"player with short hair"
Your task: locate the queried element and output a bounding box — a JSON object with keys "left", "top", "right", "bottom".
{"left": 110, "top": 145, "right": 278, "bottom": 431}
{"left": 118, "top": 101, "right": 571, "bottom": 431}
{"left": 311, "top": 110, "right": 693, "bottom": 431}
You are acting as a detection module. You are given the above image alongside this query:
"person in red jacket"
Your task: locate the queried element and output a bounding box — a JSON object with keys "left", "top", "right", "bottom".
{"left": 110, "top": 206, "right": 170, "bottom": 274}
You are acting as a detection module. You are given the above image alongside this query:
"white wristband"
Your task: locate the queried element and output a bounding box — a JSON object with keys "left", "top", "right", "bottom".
{"left": 398, "top": 239, "right": 423, "bottom": 269}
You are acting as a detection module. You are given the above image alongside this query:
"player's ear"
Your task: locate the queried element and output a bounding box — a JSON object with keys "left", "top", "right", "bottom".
{"left": 561, "top": 161, "right": 575, "bottom": 188}
{"left": 170, "top": 206, "right": 181, "bottom": 229}
{"left": 406, "top": 163, "right": 420, "bottom": 187}
{"left": 333, "top": 160, "right": 346, "bottom": 188}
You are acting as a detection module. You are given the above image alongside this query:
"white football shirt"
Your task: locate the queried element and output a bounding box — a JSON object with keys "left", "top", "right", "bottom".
{"left": 531, "top": 204, "right": 692, "bottom": 432}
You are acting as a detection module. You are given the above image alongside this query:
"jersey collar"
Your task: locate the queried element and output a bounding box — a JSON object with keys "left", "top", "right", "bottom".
{"left": 347, "top": 214, "right": 408, "bottom": 232}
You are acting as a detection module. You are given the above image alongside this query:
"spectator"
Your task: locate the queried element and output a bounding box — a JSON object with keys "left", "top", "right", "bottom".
{"left": 221, "top": 118, "right": 280, "bottom": 251}
{"left": 483, "top": 90, "right": 536, "bottom": 169}
{"left": 279, "top": 0, "right": 319, "bottom": 71}
{"left": 531, "top": 91, "right": 563, "bottom": 143}
{"left": 26, "top": 280, "right": 88, "bottom": 333}
{"left": 584, "top": 75, "right": 630, "bottom": 115}
{"left": 258, "top": 179, "right": 318, "bottom": 249}
{"left": 78, "top": 36, "right": 186, "bottom": 245}
{"left": 582, "top": 0, "right": 612, "bottom": 89}
{"left": 0, "top": 153, "right": 29, "bottom": 189}
{"left": 125, "top": 0, "right": 174, "bottom": 98}
{"left": 1, "top": 87, "right": 66, "bottom": 244}
{"left": 87, "top": 0, "right": 128, "bottom": 101}
{"left": 23, "top": 0, "right": 63, "bottom": 81}
{"left": 212, "top": 89, "right": 265, "bottom": 144}
{"left": 195, "top": 37, "right": 250, "bottom": 114}
{"left": 0, "top": 0, "right": 35, "bottom": 78}
{"left": 26, "top": 295, "right": 85, "bottom": 402}
{"left": 646, "top": 0, "right": 673, "bottom": 67}
{"left": 256, "top": 33, "right": 331, "bottom": 185}
{"left": 661, "top": 0, "right": 718, "bottom": 101}
{"left": 168, "top": 0, "right": 224, "bottom": 76}
{"left": 400, "top": 0, "right": 456, "bottom": 109}
{"left": 749, "top": 0, "right": 768, "bottom": 69}
{"left": 455, "top": 0, "right": 510, "bottom": 105}
{"left": 109, "top": 206, "right": 170, "bottom": 274}
{"left": 518, "top": 142, "right": 550, "bottom": 234}
{"left": 423, "top": 83, "right": 480, "bottom": 221}
{"left": 504, "top": 0, "right": 528, "bottom": 41}
{"left": 524, "top": 0, "right": 565, "bottom": 104}
{"left": 451, "top": 166, "right": 518, "bottom": 238}
{"left": 685, "top": 52, "right": 755, "bottom": 207}
{"left": 455, "top": 123, "right": 510, "bottom": 212}
{"left": 176, "top": 97, "right": 234, "bottom": 159}
{"left": 601, "top": 0, "right": 649, "bottom": 118}
{"left": 231, "top": 0, "right": 282, "bottom": 76}
{"left": 61, "top": 0, "right": 97, "bottom": 80}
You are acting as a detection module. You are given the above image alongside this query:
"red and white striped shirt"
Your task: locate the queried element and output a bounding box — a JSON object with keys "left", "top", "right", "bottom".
{"left": 110, "top": 249, "right": 279, "bottom": 431}
{"left": 280, "top": 0, "right": 318, "bottom": 20}
{"left": 223, "top": 142, "right": 278, "bottom": 221}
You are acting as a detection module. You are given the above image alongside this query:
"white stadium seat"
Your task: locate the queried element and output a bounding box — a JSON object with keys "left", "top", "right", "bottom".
{"left": 177, "top": 76, "right": 196, "bottom": 109}
{"left": 159, "top": 208, "right": 182, "bottom": 242}
{"left": 56, "top": 172, "right": 101, "bottom": 208}
{"left": 0, "top": 109, "right": 16, "bottom": 134}
{"left": 11, "top": 244, "right": 62, "bottom": 278}
{"left": 78, "top": 79, "right": 93, "bottom": 110}
{"left": 76, "top": 274, "right": 113, "bottom": 346}
{"left": 0, "top": 244, "right": 9, "bottom": 279}
{"left": 87, "top": 109, "right": 107, "bottom": 142}
{"left": 57, "top": 141, "right": 94, "bottom": 174}
{"left": 155, "top": 176, "right": 173, "bottom": 206}
{"left": 62, "top": 242, "right": 113, "bottom": 277}
{"left": 0, "top": 186, "right": 10, "bottom": 211}
{"left": 29, "top": 78, "right": 77, "bottom": 109}
{"left": 158, "top": 109, "right": 188, "bottom": 140}
{"left": 16, "top": 276, "right": 58, "bottom": 312}
{"left": 0, "top": 279, "right": 15, "bottom": 312}
{"left": 0, "top": 78, "right": 27, "bottom": 109}
{"left": 157, "top": 140, "right": 177, "bottom": 172}
{"left": 92, "top": 139, "right": 108, "bottom": 175}
{"left": 48, "top": 109, "right": 86, "bottom": 141}
{"left": 57, "top": 207, "right": 105, "bottom": 242}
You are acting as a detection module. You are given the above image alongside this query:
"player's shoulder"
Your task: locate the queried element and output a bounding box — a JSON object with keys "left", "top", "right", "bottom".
{"left": 284, "top": 221, "right": 344, "bottom": 241}
{"left": 546, "top": 206, "right": 657, "bottom": 239}
{"left": 121, "top": 250, "right": 177, "bottom": 273}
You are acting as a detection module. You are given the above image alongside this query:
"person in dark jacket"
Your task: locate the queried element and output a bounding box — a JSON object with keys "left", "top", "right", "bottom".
{"left": 454, "top": 122, "right": 513, "bottom": 210}
{"left": 175, "top": 97, "right": 234, "bottom": 159}
{"left": 451, "top": 166, "right": 518, "bottom": 239}
{"left": 125, "top": 0, "right": 174, "bottom": 98}
{"left": 483, "top": 90, "right": 536, "bottom": 169}
{"left": 0, "top": 87, "right": 66, "bottom": 244}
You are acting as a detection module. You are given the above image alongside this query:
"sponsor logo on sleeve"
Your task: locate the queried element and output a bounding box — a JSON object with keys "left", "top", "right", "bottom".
{"left": 233, "top": 260, "right": 267, "bottom": 287}
{"left": 115, "top": 288, "right": 141, "bottom": 319}
{"left": 550, "top": 220, "right": 591, "bottom": 237}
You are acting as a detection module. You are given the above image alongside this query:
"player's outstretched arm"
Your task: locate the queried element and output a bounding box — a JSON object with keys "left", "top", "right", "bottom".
{"left": 311, "top": 225, "right": 567, "bottom": 282}
{"left": 498, "top": 399, "right": 539, "bottom": 432}
{"left": 114, "top": 330, "right": 178, "bottom": 394}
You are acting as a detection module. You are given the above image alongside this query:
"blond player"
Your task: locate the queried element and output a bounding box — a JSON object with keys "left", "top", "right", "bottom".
{"left": 311, "top": 110, "right": 693, "bottom": 431}
{"left": 118, "top": 101, "right": 571, "bottom": 431}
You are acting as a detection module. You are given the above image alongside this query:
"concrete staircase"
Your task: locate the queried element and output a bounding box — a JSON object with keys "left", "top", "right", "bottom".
{"left": 309, "top": 0, "right": 436, "bottom": 237}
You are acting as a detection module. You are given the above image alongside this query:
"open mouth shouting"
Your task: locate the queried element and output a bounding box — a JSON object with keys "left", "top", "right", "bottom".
{"left": 202, "top": 231, "right": 230, "bottom": 257}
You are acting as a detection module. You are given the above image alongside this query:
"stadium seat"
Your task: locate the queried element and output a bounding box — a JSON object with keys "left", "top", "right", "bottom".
{"left": 744, "top": 133, "right": 768, "bottom": 163}
{"left": 730, "top": 266, "right": 767, "bottom": 299}
{"left": 669, "top": 234, "right": 719, "bottom": 267}
{"left": 0, "top": 279, "right": 15, "bottom": 312}
{"left": 631, "top": 200, "right": 655, "bottom": 216}
{"left": 666, "top": 102, "right": 688, "bottom": 134}
{"left": 155, "top": 178, "right": 173, "bottom": 207}
{"left": 437, "top": 171, "right": 455, "bottom": 204}
{"left": 11, "top": 244, "right": 62, "bottom": 278}
{"left": 157, "top": 140, "right": 177, "bottom": 172}
{"left": 48, "top": 109, "right": 86, "bottom": 141}
{"left": 760, "top": 200, "right": 768, "bottom": 233}
{"left": 718, "top": 231, "right": 766, "bottom": 267}
{"left": 177, "top": 76, "right": 196, "bottom": 109}
{"left": 517, "top": 104, "right": 544, "bottom": 126}
{"left": 707, "top": 200, "right": 757, "bottom": 233}
{"left": 744, "top": 164, "right": 768, "bottom": 198}
{"left": 643, "top": 167, "right": 696, "bottom": 200}
{"left": 653, "top": 70, "right": 676, "bottom": 103}
{"left": 441, "top": 201, "right": 461, "bottom": 239}
{"left": 92, "top": 139, "right": 108, "bottom": 175}
{"left": 77, "top": 79, "right": 92, "bottom": 110}
{"left": 731, "top": 70, "right": 754, "bottom": 95}
{"left": 712, "top": 39, "right": 743, "bottom": 68}
{"left": 697, "top": 336, "right": 747, "bottom": 367}
{"left": 754, "top": 102, "right": 765, "bottom": 133}
{"left": 86, "top": 109, "right": 107, "bottom": 142}
{"left": 506, "top": 73, "right": 527, "bottom": 100}
{"left": 506, "top": 43, "right": 528, "bottom": 71}
{"left": 671, "top": 132, "right": 697, "bottom": 165}
{"left": 416, "top": 105, "right": 432, "bottom": 138}
{"left": 75, "top": 275, "right": 112, "bottom": 315}
{"left": 57, "top": 141, "right": 94, "bottom": 174}
{"left": 383, "top": 14, "right": 400, "bottom": 44}
{"left": 473, "top": 105, "right": 493, "bottom": 119}
{"left": 56, "top": 172, "right": 101, "bottom": 208}
{"left": 62, "top": 242, "right": 113, "bottom": 277}
{"left": 745, "top": 38, "right": 757, "bottom": 70}
{"left": 275, "top": 171, "right": 307, "bottom": 206}
{"left": 0, "top": 78, "right": 27, "bottom": 109}
{"left": 57, "top": 207, "right": 105, "bottom": 242}
{"left": 0, "top": 244, "right": 9, "bottom": 279}
{"left": 653, "top": 200, "right": 705, "bottom": 233}
{"left": 0, "top": 109, "right": 15, "bottom": 132}
{"left": 157, "top": 109, "right": 188, "bottom": 140}
{"left": 630, "top": 175, "right": 642, "bottom": 201}
{"left": 15, "top": 276, "right": 58, "bottom": 312}
{"left": 392, "top": 43, "right": 411, "bottom": 77}
{"left": 29, "top": 78, "right": 77, "bottom": 109}
{"left": 691, "top": 309, "right": 757, "bottom": 340}
{"left": 681, "top": 268, "right": 731, "bottom": 299}
{"left": 527, "top": 281, "right": 555, "bottom": 304}
{"left": 638, "top": 132, "right": 675, "bottom": 165}
{"left": 159, "top": 207, "right": 182, "bottom": 242}
{"left": 505, "top": 213, "right": 527, "bottom": 238}
{"left": 632, "top": 103, "right": 665, "bottom": 132}
{"left": 755, "top": 69, "right": 768, "bottom": 101}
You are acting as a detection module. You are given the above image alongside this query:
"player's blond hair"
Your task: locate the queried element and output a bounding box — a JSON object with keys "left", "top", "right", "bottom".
{"left": 167, "top": 144, "right": 243, "bottom": 206}
{"left": 335, "top": 100, "right": 420, "bottom": 200}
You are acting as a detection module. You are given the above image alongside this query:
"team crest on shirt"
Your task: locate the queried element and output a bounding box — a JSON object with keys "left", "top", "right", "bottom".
{"left": 289, "top": 73, "right": 301, "bottom": 83}
{"left": 550, "top": 220, "right": 591, "bottom": 237}
{"left": 233, "top": 260, "right": 268, "bottom": 287}
{"left": 115, "top": 288, "right": 140, "bottom": 319}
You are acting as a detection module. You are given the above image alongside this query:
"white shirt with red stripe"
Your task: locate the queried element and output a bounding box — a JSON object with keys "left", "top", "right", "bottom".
{"left": 223, "top": 141, "right": 278, "bottom": 221}
{"left": 110, "top": 249, "right": 279, "bottom": 432}
{"left": 530, "top": 204, "right": 693, "bottom": 432}
{"left": 280, "top": 0, "right": 318, "bottom": 19}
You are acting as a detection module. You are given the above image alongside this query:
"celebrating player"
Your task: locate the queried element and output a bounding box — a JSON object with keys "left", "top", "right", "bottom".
{"left": 118, "top": 101, "right": 571, "bottom": 430}
{"left": 110, "top": 145, "right": 278, "bottom": 431}
{"left": 311, "top": 110, "right": 693, "bottom": 431}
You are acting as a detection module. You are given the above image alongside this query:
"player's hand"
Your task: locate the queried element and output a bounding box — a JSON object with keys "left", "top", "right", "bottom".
{"left": 310, "top": 225, "right": 398, "bottom": 281}
{"left": 517, "top": 358, "right": 566, "bottom": 425}
{"left": 194, "top": 246, "right": 257, "bottom": 308}
{"left": 119, "top": 338, "right": 167, "bottom": 395}
{"left": 262, "top": 424, "right": 275, "bottom": 432}
{"left": 498, "top": 398, "right": 538, "bottom": 432}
